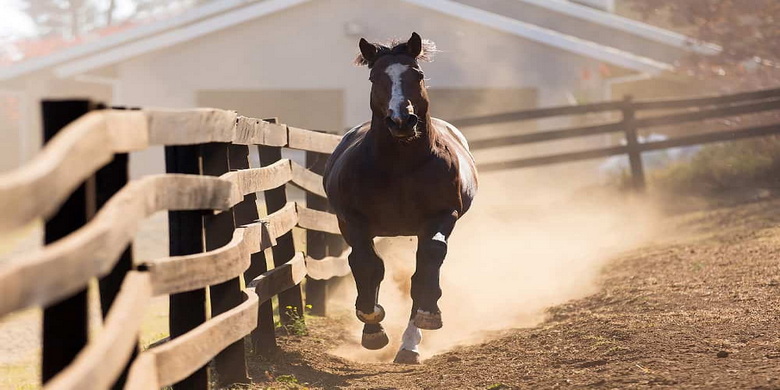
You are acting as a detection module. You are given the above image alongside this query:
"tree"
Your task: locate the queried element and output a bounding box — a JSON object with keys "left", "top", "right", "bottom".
{"left": 626, "top": 0, "right": 780, "bottom": 89}
{"left": 21, "top": 0, "right": 207, "bottom": 40}
{"left": 23, "top": 0, "right": 101, "bottom": 39}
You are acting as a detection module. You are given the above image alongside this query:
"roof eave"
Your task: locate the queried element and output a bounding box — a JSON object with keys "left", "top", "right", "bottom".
{"left": 516, "top": 0, "right": 721, "bottom": 55}
{"left": 403, "top": 0, "right": 673, "bottom": 75}
{"left": 0, "top": 0, "right": 311, "bottom": 81}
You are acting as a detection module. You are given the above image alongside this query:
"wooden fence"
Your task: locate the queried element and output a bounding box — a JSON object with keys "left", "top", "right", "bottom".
{"left": 452, "top": 86, "right": 780, "bottom": 190}
{"left": 0, "top": 100, "right": 348, "bottom": 389}
{"left": 6, "top": 86, "right": 780, "bottom": 389}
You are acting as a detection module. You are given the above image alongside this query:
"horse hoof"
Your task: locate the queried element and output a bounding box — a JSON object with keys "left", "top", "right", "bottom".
{"left": 361, "top": 330, "right": 389, "bottom": 350}
{"left": 356, "top": 304, "right": 386, "bottom": 324}
{"left": 413, "top": 310, "right": 442, "bottom": 330}
{"left": 393, "top": 349, "right": 421, "bottom": 365}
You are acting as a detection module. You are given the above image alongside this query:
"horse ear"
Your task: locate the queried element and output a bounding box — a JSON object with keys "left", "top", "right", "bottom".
{"left": 407, "top": 32, "right": 423, "bottom": 58}
{"left": 357, "top": 38, "right": 378, "bottom": 66}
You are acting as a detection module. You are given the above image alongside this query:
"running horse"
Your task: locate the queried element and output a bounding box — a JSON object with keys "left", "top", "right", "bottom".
{"left": 323, "top": 32, "right": 478, "bottom": 364}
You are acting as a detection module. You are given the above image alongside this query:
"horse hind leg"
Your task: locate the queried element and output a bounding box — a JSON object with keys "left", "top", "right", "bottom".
{"left": 347, "top": 235, "right": 389, "bottom": 350}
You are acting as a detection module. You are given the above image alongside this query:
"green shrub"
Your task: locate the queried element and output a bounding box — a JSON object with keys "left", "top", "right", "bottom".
{"left": 651, "top": 136, "right": 780, "bottom": 195}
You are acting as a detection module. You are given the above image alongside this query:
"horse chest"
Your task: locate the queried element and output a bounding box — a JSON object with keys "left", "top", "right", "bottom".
{"left": 352, "top": 163, "right": 458, "bottom": 235}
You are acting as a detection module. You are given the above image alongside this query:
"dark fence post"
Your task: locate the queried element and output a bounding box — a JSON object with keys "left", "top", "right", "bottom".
{"left": 96, "top": 152, "right": 131, "bottom": 312}
{"left": 201, "top": 142, "right": 250, "bottom": 386}
{"left": 41, "top": 99, "right": 94, "bottom": 383}
{"left": 304, "top": 150, "right": 329, "bottom": 317}
{"left": 95, "top": 106, "right": 134, "bottom": 389}
{"left": 229, "top": 144, "right": 277, "bottom": 355}
{"left": 165, "top": 145, "right": 209, "bottom": 390}
{"left": 622, "top": 95, "right": 646, "bottom": 192}
{"left": 257, "top": 120, "right": 305, "bottom": 326}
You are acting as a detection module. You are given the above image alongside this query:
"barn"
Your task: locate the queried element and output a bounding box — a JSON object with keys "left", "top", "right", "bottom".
{"left": 0, "top": 0, "right": 713, "bottom": 176}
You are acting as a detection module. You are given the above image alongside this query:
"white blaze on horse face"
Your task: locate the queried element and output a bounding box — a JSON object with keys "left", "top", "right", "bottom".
{"left": 400, "top": 320, "right": 422, "bottom": 352}
{"left": 385, "top": 63, "right": 411, "bottom": 120}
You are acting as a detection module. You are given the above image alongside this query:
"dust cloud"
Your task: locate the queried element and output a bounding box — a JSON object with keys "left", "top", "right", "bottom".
{"left": 328, "top": 166, "right": 660, "bottom": 362}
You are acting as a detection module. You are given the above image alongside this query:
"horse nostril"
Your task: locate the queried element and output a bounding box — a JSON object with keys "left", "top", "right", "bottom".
{"left": 406, "top": 114, "right": 418, "bottom": 128}
{"left": 385, "top": 116, "right": 397, "bottom": 129}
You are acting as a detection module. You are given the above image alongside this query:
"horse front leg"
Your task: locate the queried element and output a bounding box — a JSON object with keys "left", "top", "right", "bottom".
{"left": 411, "top": 210, "right": 457, "bottom": 328}
{"left": 394, "top": 211, "right": 457, "bottom": 364}
{"left": 343, "top": 223, "right": 389, "bottom": 350}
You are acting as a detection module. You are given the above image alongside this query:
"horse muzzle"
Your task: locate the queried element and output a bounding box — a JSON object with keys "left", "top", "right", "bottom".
{"left": 386, "top": 114, "right": 419, "bottom": 139}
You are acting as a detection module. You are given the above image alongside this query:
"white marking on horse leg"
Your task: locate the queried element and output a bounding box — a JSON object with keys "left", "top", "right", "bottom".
{"left": 385, "top": 63, "right": 409, "bottom": 121}
{"left": 432, "top": 232, "right": 446, "bottom": 243}
{"left": 400, "top": 320, "right": 422, "bottom": 352}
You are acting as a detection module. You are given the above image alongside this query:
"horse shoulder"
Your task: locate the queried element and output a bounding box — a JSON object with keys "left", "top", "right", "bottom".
{"left": 324, "top": 122, "right": 372, "bottom": 214}
{"left": 431, "top": 118, "right": 478, "bottom": 206}
{"left": 431, "top": 118, "right": 471, "bottom": 152}
{"left": 324, "top": 122, "right": 369, "bottom": 181}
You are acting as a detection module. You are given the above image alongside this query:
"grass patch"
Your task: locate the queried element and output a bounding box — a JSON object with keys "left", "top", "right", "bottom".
{"left": 585, "top": 335, "right": 629, "bottom": 354}
{"left": 0, "top": 360, "right": 39, "bottom": 390}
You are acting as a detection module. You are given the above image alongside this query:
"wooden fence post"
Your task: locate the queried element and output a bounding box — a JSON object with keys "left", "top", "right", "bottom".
{"left": 40, "top": 99, "right": 93, "bottom": 383}
{"left": 165, "top": 145, "right": 209, "bottom": 390}
{"left": 257, "top": 122, "right": 305, "bottom": 326}
{"left": 229, "top": 144, "right": 278, "bottom": 355}
{"left": 304, "top": 150, "right": 329, "bottom": 317}
{"left": 622, "top": 95, "right": 646, "bottom": 192}
{"left": 201, "top": 142, "right": 251, "bottom": 386}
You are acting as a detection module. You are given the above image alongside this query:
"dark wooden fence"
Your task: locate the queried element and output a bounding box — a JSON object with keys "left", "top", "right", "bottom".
{"left": 0, "top": 100, "right": 349, "bottom": 389}
{"left": 452, "top": 86, "right": 780, "bottom": 190}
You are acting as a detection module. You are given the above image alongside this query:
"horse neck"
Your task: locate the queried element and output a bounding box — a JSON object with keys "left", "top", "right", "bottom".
{"left": 368, "top": 111, "right": 437, "bottom": 171}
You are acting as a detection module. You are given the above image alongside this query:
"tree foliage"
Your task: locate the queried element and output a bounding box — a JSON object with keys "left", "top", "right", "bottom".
{"left": 24, "top": 0, "right": 101, "bottom": 38}
{"left": 627, "top": 0, "right": 780, "bottom": 88}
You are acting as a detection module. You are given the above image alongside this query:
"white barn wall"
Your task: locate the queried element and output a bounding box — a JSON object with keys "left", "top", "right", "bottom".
{"left": 0, "top": 0, "right": 607, "bottom": 175}
{"left": 112, "top": 0, "right": 600, "bottom": 176}
{"left": 115, "top": 0, "right": 598, "bottom": 122}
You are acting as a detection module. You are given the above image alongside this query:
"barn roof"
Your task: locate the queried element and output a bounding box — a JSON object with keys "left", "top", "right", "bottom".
{"left": 0, "top": 0, "right": 712, "bottom": 81}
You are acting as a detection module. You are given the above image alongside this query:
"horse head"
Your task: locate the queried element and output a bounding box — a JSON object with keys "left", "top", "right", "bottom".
{"left": 355, "top": 32, "right": 437, "bottom": 140}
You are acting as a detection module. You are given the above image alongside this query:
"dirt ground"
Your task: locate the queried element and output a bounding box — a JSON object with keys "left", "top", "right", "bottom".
{"left": 245, "top": 197, "right": 780, "bottom": 390}
{"left": 2, "top": 198, "right": 780, "bottom": 389}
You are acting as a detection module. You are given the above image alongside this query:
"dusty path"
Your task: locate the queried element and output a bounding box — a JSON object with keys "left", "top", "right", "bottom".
{"left": 247, "top": 198, "right": 780, "bottom": 389}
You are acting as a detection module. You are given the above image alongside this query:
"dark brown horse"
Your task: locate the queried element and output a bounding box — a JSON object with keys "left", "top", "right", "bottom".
{"left": 323, "top": 32, "right": 478, "bottom": 364}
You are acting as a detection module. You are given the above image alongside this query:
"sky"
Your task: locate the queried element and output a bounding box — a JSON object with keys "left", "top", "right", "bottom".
{"left": 0, "top": 0, "right": 36, "bottom": 39}
{"left": 0, "top": 0, "right": 139, "bottom": 40}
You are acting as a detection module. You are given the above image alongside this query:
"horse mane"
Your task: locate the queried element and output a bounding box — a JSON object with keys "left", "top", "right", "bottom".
{"left": 354, "top": 39, "right": 438, "bottom": 67}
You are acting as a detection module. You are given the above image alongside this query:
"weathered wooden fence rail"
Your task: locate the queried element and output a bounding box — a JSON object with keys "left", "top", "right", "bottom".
{"left": 0, "top": 100, "right": 347, "bottom": 389}
{"left": 453, "top": 86, "right": 780, "bottom": 190}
